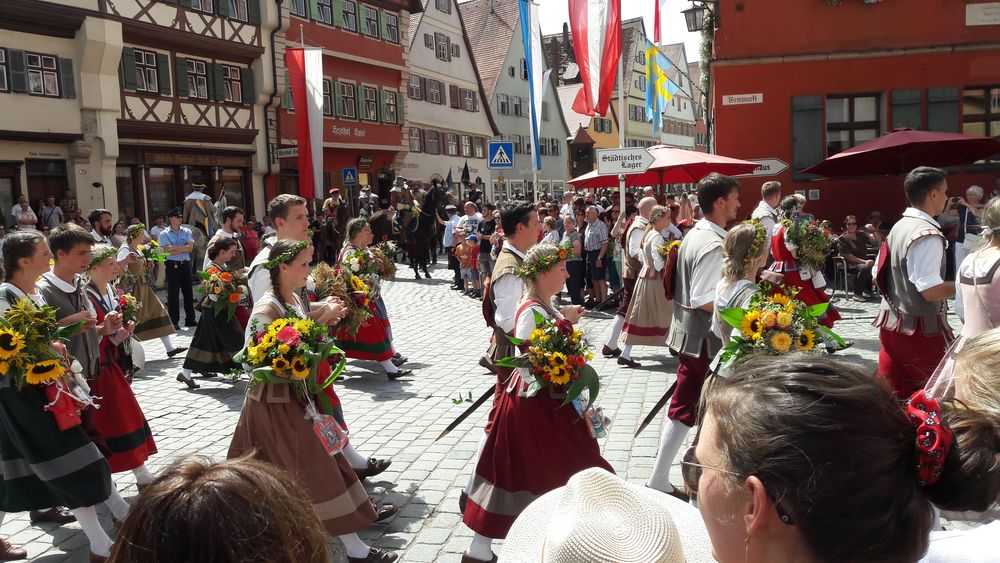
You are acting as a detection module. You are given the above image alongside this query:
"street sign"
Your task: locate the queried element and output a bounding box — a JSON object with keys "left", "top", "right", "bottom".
{"left": 735, "top": 158, "right": 789, "bottom": 178}
{"left": 596, "top": 147, "right": 654, "bottom": 175}
{"left": 487, "top": 141, "right": 514, "bottom": 169}
{"left": 722, "top": 93, "right": 764, "bottom": 106}
{"left": 276, "top": 147, "right": 298, "bottom": 158}
{"left": 342, "top": 167, "right": 359, "bottom": 185}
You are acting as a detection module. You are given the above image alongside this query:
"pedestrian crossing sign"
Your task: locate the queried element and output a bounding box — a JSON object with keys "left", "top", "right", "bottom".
{"left": 342, "top": 168, "right": 358, "bottom": 185}
{"left": 487, "top": 141, "right": 514, "bottom": 169}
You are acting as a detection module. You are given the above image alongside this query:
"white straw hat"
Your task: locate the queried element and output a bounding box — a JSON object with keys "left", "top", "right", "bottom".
{"left": 499, "top": 468, "right": 715, "bottom": 563}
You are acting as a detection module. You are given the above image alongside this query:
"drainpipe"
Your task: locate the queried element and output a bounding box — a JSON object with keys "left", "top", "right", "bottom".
{"left": 263, "top": 0, "right": 285, "bottom": 183}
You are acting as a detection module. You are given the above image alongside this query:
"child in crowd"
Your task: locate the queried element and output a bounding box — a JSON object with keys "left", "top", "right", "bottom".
{"left": 457, "top": 234, "right": 481, "bottom": 298}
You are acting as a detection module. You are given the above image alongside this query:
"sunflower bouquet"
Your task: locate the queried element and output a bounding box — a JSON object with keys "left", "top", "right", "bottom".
{"left": 197, "top": 266, "right": 248, "bottom": 321}
{"left": 783, "top": 218, "right": 834, "bottom": 269}
{"left": 656, "top": 240, "right": 681, "bottom": 259}
{"left": 718, "top": 284, "right": 844, "bottom": 369}
{"left": 311, "top": 262, "right": 371, "bottom": 335}
{"left": 235, "top": 314, "right": 345, "bottom": 415}
{"left": 495, "top": 311, "right": 600, "bottom": 413}
{"left": 138, "top": 239, "right": 168, "bottom": 265}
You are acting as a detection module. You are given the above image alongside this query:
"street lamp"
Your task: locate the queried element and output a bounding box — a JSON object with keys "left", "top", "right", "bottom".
{"left": 682, "top": 1, "right": 714, "bottom": 32}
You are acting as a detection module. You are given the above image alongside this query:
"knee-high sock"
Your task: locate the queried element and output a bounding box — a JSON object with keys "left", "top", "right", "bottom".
{"left": 70, "top": 506, "right": 113, "bottom": 557}
{"left": 181, "top": 368, "right": 193, "bottom": 380}
{"left": 381, "top": 359, "right": 398, "bottom": 374}
{"left": 339, "top": 533, "right": 371, "bottom": 559}
{"left": 104, "top": 487, "right": 130, "bottom": 521}
{"left": 342, "top": 443, "right": 368, "bottom": 470}
{"left": 160, "top": 335, "right": 176, "bottom": 352}
{"left": 466, "top": 533, "right": 494, "bottom": 561}
{"left": 464, "top": 432, "right": 489, "bottom": 494}
{"left": 605, "top": 315, "right": 626, "bottom": 349}
{"left": 647, "top": 418, "right": 693, "bottom": 493}
{"left": 132, "top": 464, "right": 155, "bottom": 485}
{"left": 620, "top": 344, "right": 634, "bottom": 361}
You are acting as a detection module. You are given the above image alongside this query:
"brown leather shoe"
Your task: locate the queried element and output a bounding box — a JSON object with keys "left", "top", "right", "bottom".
{"left": 346, "top": 547, "right": 397, "bottom": 563}
{"left": 458, "top": 490, "right": 468, "bottom": 513}
{"left": 29, "top": 507, "right": 76, "bottom": 525}
{"left": 0, "top": 539, "right": 26, "bottom": 561}
{"left": 89, "top": 553, "right": 108, "bottom": 563}
{"left": 617, "top": 356, "right": 642, "bottom": 368}
{"left": 461, "top": 553, "right": 497, "bottom": 563}
{"left": 354, "top": 458, "right": 392, "bottom": 480}
{"left": 601, "top": 344, "right": 621, "bottom": 357}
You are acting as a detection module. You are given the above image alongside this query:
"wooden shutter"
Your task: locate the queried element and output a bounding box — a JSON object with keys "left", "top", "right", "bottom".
{"left": 446, "top": 36, "right": 452, "bottom": 61}
{"left": 397, "top": 91, "right": 404, "bottom": 124}
{"left": 333, "top": 80, "right": 343, "bottom": 116}
{"left": 212, "top": 63, "right": 226, "bottom": 101}
{"left": 58, "top": 58, "right": 75, "bottom": 99}
{"left": 174, "top": 56, "right": 189, "bottom": 97}
{"left": 381, "top": 10, "right": 391, "bottom": 40}
{"left": 449, "top": 84, "right": 460, "bottom": 108}
{"left": 120, "top": 47, "right": 136, "bottom": 92}
{"left": 472, "top": 91, "right": 478, "bottom": 112}
{"left": 357, "top": 87, "right": 365, "bottom": 120}
{"left": 376, "top": 89, "right": 385, "bottom": 122}
{"left": 790, "top": 95, "right": 824, "bottom": 180}
{"left": 248, "top": 0, "right": 261, "bottom": 24}
{"left": 333, "top": 0, "right": 344, "bottom": 27}
{"left": 217, "top": 0, "right": 231, "bottom": 17}
{"left": 424, "top": 34, "right": 433, "bottom": 48}
{"left": 890, "top": 89, "right": 922, "bottom": 130}
{"left": 307, "top": 0, "right": 319, "bottom": 20}
{"left": 241, "top": 67, "right": 254, "bottom": 104}
{"left": 418, "top": 76, "right": 426, "bottom": 101}
{"left": 157, "top": 53, "right": 171, "bottom": 95}
{"left": 927, "top": 87, "right": 960, "bottom": 133}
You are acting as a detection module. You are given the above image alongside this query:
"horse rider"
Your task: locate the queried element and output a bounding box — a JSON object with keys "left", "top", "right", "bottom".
{"left": 182, "top": 182, "right": 219, "bottom": 237}
{"left": 359, "top": 185, "right": 378, "bottom": 218}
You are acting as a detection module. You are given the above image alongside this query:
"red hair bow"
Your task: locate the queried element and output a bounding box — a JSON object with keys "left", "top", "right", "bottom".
{"left": 904, "top": 391, "right": 953, "bottom": 487}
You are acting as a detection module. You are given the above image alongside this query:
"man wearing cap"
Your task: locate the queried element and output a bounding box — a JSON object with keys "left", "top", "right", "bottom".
{"left": 439, "top": 204, "right": 462, "bottom": 289}
{"left": 182, "top": 182, "right": 219, "bottom": 237}
{"left": 159, "top": 209, "right": 197, "bottom": 328}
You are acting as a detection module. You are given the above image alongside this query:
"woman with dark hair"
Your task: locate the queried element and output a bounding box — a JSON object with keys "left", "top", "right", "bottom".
{"left": 177, "top": 237, "right": 245, "bottom": 388}
{"left": 334, "top": 218, "right": 410, "bottom": 380}
{"left": 690, "top": 353, "right": 1000, "bottom": 563}
{"left": 109, "top": 455, "right": 331, "bottom": 563}
{"left": 228, "top": 239, "right": 395, "bottom": 563}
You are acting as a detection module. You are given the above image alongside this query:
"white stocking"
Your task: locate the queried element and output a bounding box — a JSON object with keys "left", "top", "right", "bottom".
{"left": 380, "top": 359, "right": 398, "bottom": 374}
{"left": 132, "top": 463, "right": 156, "bottom": 485}
{"left": 338, "top": 533, "right": 371, "bottom": 559}
{"left": 620, "top": 344, "right": 634, "bottom": 361}
{"left": 160, "top": 335, "right": 176, "bottom": 352}
{"left": 647, "top": 418, "right": 692, "bottom": 493}
{"left": 605, "top": 315, "right": 625, "bottom": 349}
{"left": 466, "top": 533, "right": 494, "bottom": 561}
{"left": 104, "top": 487, "right": 130, "bottom": 521}
{"left": 342, "top": 443, "right": 369, "bottom": 470}
{"left": 70, "top": 506, "right": 113, "bottom": 557}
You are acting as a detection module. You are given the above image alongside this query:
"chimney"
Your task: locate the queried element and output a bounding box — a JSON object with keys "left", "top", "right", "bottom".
{"left": 563, "top": 22, "right": 573, "bottom": 62}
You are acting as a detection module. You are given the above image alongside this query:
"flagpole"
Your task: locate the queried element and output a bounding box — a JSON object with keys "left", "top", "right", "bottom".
{"left": 617, "top": 0, "right": 626, "bottom": 216}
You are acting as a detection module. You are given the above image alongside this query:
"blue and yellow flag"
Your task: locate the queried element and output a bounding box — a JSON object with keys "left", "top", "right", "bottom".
{"left": 645, "top": 39, "right": 681, "bottom": 136}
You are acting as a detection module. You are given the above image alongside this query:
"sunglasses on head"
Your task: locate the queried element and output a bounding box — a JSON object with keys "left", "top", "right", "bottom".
{"left": 680, "top": 446, "right": 795, "bottom": 525}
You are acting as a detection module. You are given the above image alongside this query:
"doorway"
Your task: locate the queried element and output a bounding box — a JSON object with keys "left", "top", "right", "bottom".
{"left": 26, "top": 160, "right": 67, "bottom": 211}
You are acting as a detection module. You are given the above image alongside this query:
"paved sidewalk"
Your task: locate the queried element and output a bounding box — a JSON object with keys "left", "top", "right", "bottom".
{"left": 12, "top": 265, "right": 955, "bottom": 561}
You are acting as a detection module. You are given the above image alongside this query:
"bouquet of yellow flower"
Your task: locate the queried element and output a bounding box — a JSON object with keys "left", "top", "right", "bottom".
{"left": 718, "top": 284, "right": 845, "bottom": 368}
{"left": 311, "top": 263, "right": 371, "bottom": 336}
{"left": 197, "top": 266, "right": 248, "bottom": 321}
{"left": 138, "top": 239, "right": 168, "bottom": 264}
{"left": 235, "top": 315, "right": 345, "bottom": 415}
{"left": 495, "top": 311, "right": 600, "bottom": 413}
{"left": 115, "top": 289, "right": 142, "bottom": 325}
{"left": 656, "top": 240, "right": 681, "bottom": 259}
{"left": 0, "top": 299, "right": 82, "bottom": 388}
{"left": 782, "top": 218, "right": 834, "bottom": 269}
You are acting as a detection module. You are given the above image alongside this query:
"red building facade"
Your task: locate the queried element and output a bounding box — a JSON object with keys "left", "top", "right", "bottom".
{"left": 269, "top": 0, "right": 421, "bottom": 208}
{"left": 711, "top": 0, "right": 1000, "bottom": 223}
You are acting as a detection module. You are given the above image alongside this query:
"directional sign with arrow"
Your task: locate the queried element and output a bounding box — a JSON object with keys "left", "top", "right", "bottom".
{"left": 596, "top": 147, "right": 655, "bottom": 176}
{"left": 735, "top": 158, "right": 789, "bottom": 178}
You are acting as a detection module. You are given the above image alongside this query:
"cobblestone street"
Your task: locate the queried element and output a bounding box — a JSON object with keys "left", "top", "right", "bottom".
{"left": 17, "top": 263, "right": 948, "bottom": 562}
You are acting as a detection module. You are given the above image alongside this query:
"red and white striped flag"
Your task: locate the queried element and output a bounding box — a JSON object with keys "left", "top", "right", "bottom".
{"left": 285, "top": 48, "right": 324, "bottom": 200}
{"left": 569, "top": 0, "right": 621, "bottom": 117}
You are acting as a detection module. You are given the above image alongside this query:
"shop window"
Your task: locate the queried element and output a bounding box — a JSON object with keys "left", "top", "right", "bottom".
{"left": 410, "top": 128, "right": 422, "bottom": 152}
{"left": 222, "top": 65, "right": 242, "bottom": 103}
{"left": 427, "top": 80, "right": 442, "bottom": 104}
{"left": 187, "top": 59, "right": 209, "bottom": 99}
{"left": 316, "top": 0, "right": 333, "bottom": 24}
{"left": 147, "top": 167, "right": 177, "bottom": 220}
{"left": 221, "top": 168, "right": 245, "bottom": 211}
{"left": 133, "top": 49, "right": 158, "bottom": 94}
{"left": 791, "top": 95, "right": 824, "bottom": 179}
{"left": 342, "top": 1, "right": 358, "bottom": 32}
{"left": 408, "top": 75, "right": 423, "bottom": 100}
{"left": 474, "top": 137, "right": 485, "bottom": 159}
{"left": 890, "top": 89, "right": 922, "bottom": 130}
{"left": 290, "top": 0, "right": 306, "bottom": 16}
{"left": 0, "top": 49, "right": 7, "bottom": 92}
{"left": 191, "top": 0, "right": 214, "bottom": 13}
{"left": 446, "top": 133, "right": 458, "bottom": 156}
{"left": 363, "top": 5, "right": 380, "bottom": 38}
{"left": 361, "top": 85, "right": 378, "bottom": 121}
{"left": 825, "top": 94, "right": 880, "bottom": 156}
{"left": 322, "top": 79, "right": 333, "bottom": 115}
{"left": 425, "top": 130, "right": 441, "bottom": 154}
{"left": 962, "top": 86, "right": 1000, "bottom": 161}
{"left": 461, "top": 135, "right": 472, "bottom": 157}
{"left": 339, "top": 82, "right": 356, "bottom": 118}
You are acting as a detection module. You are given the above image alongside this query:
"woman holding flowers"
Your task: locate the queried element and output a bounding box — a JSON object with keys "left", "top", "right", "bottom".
{"left": 177, "top": 238, "right": 246, "bottom": 389}
{"left": 335, "top": 218, "right": 410, "bottom": 380}
{"left": 0, "top": 231, "right": 117, "bottom": 562}
{"left": 619, "top": 205, "right": 675, "bottom": 368}
{"left": 116, "top": 223, "right": 186, "bottom": 357}
{"left": 228, "top": 239, "right": 395, "bottom": 563}
{"left": 712, "top": 221, "right": 770, "bottom": 346}
{"left": 768, "top": 195, "right": 842, "bottom": 331}
{"left": 84, "top": 245, "right": 158, "bottom": 486}
{"left": 462, "top": 243, "right": 613, "bottom": 563}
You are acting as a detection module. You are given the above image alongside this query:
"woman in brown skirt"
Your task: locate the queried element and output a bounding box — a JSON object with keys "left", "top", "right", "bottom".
{"left": 620, "top": 206, "right": 675, "bottom": 367}
{"left": 227, "top": 239, "right": 395, "bottom": 563}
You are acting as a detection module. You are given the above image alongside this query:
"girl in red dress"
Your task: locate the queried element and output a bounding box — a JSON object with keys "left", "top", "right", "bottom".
{"left": 461, "top": 243, "right": 614, "bottom": 562}
{"left": 85, "top": 245, "right": 158, "bottom": 484}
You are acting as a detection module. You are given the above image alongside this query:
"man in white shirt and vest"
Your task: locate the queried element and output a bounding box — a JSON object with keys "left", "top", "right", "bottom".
{"left": 873, "top": 166, "right": 954, "bottom": 397}
{"left": 750, "top": 180, "right": 781, "bottom": 257}
{"left": 647, "top": 173, "right": 742, "bottom": 499}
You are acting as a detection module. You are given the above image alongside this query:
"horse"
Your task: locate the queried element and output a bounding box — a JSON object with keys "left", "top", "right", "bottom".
{"left": 370, "top": 182, "right": 447, "bottom": 279}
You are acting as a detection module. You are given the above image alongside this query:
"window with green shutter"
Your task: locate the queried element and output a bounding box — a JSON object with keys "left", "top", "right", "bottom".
{"left": 58, "top": 58, "right": 75, "bottom": 99}
{"left": 120, "top": 48, "right": 136, "bottom": 92}
{"left": 210, "top": 62, "right": 226, "bottom": 101}
{"left": 929, "top": 87, "right": 960, "bottom": 133}
{"left": 381, "top": 11, "right": 399, "bottom": 44}
{"left": 890, "top": 89, "right": 922, "bottom": 130}
{"left": 791, "top": 95, "right": 824, "bottom": 181}
{"left": 241, "top": 66, "right": 254, "bottom": 104}
{"left": 174, "top": 56, "right": 189, "bottom": 97}
{"left": 157, "top": 52, "right": 171, "bottom": 95}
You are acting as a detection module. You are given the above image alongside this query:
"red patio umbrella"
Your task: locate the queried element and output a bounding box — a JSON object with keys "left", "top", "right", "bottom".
{"left": 802, "top": 128, "right": 1000, "bottom": 177}
{"left": 568, "top": 145, "right": 760, "bottom": 189}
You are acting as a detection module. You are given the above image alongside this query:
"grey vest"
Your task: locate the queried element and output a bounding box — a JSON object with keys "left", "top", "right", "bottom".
{"left": 667, "top": 224, "right": 725, "bottom": 358}
{"left": 873, "top": 215, "right": 951, "bottom": 336}
{"left": 37, "top": 276, "right": 101, "bottom": 378}
{"left": 622, "top": 220, "right": 646, "bottom": 280}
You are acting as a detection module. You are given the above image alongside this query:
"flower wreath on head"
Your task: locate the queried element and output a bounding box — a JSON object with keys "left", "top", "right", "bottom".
{"left": 87, "top": 245, "right": 119, "bottom": 271}
{"left": 744, "top": 219, "right": 768, "bottom": 270}
{"left": 264, "top": 240, "right": 311, "bottom": 270}
{"left": 514, "top": 242, "right": 572, "bottom": 280}
{"left": 125, "top": 223, "right": 146, "bottom": 241}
